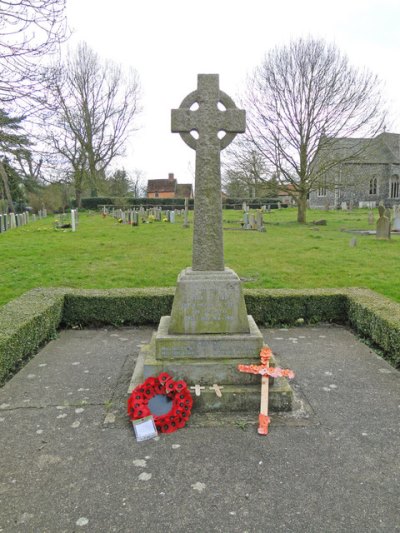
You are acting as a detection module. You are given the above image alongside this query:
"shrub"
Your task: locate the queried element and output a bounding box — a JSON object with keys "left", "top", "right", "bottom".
{"left": 0, "top": 287, "right": 398, "bottom": 385}
{"left": 0, "top": 288, "right": 64, "bottom": 385}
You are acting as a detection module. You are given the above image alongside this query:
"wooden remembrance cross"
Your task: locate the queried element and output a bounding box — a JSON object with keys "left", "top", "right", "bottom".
{"left": 171, "top": 74, "right": 246, "bottom": 271}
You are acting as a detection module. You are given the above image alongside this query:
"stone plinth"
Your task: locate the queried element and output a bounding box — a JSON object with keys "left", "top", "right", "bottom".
{"left": 128, "top": 310, "right": 294, "bottom": 413}
{"left": 156, "top": 315, "right": 262, "bottom": 360}
{"left": 168, "top": 268, "right": 249, "bottom": 335}
{"left": 130, "top": 329, "right": 293, "bottom": 413}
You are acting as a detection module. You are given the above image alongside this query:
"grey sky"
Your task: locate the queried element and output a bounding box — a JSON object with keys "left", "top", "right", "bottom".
{"left": 66, "top": 0, "right": 400, "bottom": 185}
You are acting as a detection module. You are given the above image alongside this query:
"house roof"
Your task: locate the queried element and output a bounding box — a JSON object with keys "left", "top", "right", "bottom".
{"left": 278, "top": 183, "right": 297, "bottom": 194}
{"left": 147, "top": 179, "right": 176, "bottom": 193}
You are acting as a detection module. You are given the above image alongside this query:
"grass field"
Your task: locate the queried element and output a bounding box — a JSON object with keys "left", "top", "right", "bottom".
{"left": 1, "top": 207, "right": 399, "bottom": 307}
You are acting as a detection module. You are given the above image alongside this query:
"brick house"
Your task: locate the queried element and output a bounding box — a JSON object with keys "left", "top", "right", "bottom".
{"left": 309, "top": 132, "right": 400, "bottom": 208}
{"left": 277, "top": 183, "right": 298, "bottom": 205}
{"left": 147, "top": 173, "right": 193, "bottom": 199}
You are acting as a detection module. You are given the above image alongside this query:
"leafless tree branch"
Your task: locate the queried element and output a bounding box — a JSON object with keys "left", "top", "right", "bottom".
{"left": 243, "top": 37, "right": 386, "bottom": 222}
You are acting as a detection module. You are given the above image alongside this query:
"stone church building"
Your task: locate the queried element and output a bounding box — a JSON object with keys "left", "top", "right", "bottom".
{"left": 309, "top": 132, "right": 400, "bottom": 208}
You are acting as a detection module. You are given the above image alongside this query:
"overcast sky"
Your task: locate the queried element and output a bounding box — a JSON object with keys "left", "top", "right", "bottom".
{"left": 66, "top": 0, "right": 400, "bottom": 185}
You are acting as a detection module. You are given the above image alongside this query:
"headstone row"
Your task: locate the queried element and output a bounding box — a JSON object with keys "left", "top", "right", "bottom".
{"left": 242, "top": 202, "right": 280, "bottom": 212}
{"left": 242, "top": 210, "right": 265, "bottom": 232}
{"left": 0, "top": 211, "right": 37, "bottom": 233}
{"left": 108, "top": 207, "right": 187, "bottom": 225}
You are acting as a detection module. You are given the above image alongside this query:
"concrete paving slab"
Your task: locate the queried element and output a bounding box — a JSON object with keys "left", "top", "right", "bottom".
{"left": 0, "top": 325, "right": 399, "bottom": 533}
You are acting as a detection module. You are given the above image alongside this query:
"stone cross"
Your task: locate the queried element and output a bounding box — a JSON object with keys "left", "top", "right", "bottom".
{"left": 171, "top": 74, "right": 246, "bottom": 271}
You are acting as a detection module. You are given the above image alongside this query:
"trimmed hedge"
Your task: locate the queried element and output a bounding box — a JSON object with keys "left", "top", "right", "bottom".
{"left": 244, "top": 289, "right": 348, "bottom": 326}
{"left": 0, "top": 288, "right": 65, "bottom": 385}
{"left": 0, "top": 287, "right": 399, "bottom": 384}
{"left": 222, "top": 197, "right": 288, "bottom": 210}
{"left": 346, "top": 289, "right": 400, "bottom": 368}
{"left": 62, "top": 288, "right": 175, "bottom": 327}
{"left": 80, "top": 197, "right": 195, "bottom": 210}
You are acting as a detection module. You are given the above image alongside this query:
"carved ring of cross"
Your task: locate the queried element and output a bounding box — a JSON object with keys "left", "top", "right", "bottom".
{"left": 176, "top": 90, "right": 241, "bottom": 151}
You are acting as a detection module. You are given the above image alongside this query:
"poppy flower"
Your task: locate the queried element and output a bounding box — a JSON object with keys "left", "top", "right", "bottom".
{"left": 180, "top": 409, "right": 190, "bottom": 420}
{"left": 173, "top": 380, "right": 186, "bottom": 392}
{"left": 165, "top": 379, "right": 176, "bottom": 393}
{"left": 162, "top": 418, "right": 178, "bottom": 434}
{"left": 260, "top": 346, "right": 272, "bottom": 364}
{"left": 133, "top": 405, "right": 150, "bottom": 419}
{"left": 176, "top": 417, "right": 186, "bottom": 429}
{"left": 154, "top": 382, "right": 165, "bottom": 394}
{"left": 142, "top": 387, "right": 155, "bottom": 400}
{"left": 158, "top": 372, "right": 171, "bottom": 384}
{"left": 144, "top": 377, "right": 158, "bottom": 389}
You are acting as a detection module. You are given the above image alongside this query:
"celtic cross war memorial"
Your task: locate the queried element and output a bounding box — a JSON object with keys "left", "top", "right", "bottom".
{"left": 130, "top": 74, "right": 293, "bottom": 413}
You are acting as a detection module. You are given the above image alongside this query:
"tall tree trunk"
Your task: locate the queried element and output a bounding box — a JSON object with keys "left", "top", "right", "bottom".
{"left": 88, "top": 152, "right": 98, "bottom": 197}
{"left": 0, "top": 161, "right": 15, "bottom": 212}
{"left": 75, "top": 188, "right": 82, "bottom": 208}
{"left": 297, "top": 193, "right": 308, "bottom": 224}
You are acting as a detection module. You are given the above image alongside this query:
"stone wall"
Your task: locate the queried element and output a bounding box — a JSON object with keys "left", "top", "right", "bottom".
{"left": 309, "top": 162, "right": 400, "bottom": 208}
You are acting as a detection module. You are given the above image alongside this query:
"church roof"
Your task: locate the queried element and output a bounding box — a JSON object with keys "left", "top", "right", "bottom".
{"left": 322, "top": 132, "right": 400, "bottom": 165}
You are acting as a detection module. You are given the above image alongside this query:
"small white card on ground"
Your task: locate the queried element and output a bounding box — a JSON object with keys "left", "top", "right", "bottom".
{"left": 132, "top": 416, "right": 158, "bottom": 442}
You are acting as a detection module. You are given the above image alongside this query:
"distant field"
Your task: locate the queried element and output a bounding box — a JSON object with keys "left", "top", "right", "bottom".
{"left": 1, "top": 207, "right": 399, "bottom": 307}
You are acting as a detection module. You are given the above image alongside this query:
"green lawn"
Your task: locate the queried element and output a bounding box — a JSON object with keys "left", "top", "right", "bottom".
{"left": 1, "top": 208, "right": 399, "bottom": 307}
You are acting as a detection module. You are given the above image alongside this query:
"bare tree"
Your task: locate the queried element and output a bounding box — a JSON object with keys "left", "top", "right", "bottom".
{"left": 128, "top": 169, "right": 146, "bottom": 198}
{"left": 0, "top": 0, "right": 68, "bottom": 107}
{"left": 244, "top": 37, "right": 386, "bottom": 223}
{"left": 223, "top": 138, "right": 270, "bottom": 198}
{"left": 44, "top": 42, "right": 141, "bottom": 198}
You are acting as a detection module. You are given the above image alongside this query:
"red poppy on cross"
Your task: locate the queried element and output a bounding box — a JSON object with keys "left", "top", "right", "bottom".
{"left": 238, "top": 347, "right": 294, "bottom": 435}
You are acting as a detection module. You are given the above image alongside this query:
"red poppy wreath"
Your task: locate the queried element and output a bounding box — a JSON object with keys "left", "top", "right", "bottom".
{"left": 127, "top": 372, "right": 193, "bottom": 434}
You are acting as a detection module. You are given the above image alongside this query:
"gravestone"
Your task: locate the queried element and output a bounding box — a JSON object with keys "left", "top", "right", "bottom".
{"left": 376, "top": 205, "right": 391, "bottom": 239}
{"left": 368, "top": 211, "right": 374, "bottom": 225}
{"left": 183, "top": 198, "right": 189, "bottom": 228}
{"left": 256, "top": 210, "right": 265, "bottom": 232}
{"left": 249, "top": 213, "right": 256, "bottom": 230}
{"left": 71, "top": 209, "right": 77, "bottom": 232}
{"left": 341, "top": 202, "right": 348, "bottom": 210}
{"left": 131, "top": 74, "right": 292, "bottom": 413}
{"left": 169, "top": 210, "right": 175, "bottom": 224}
{"left": 243, "top": 212, "right": 249, "bottom": 229}
{"left": 392, "top": 205, "right": 400, "bottom": 231}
